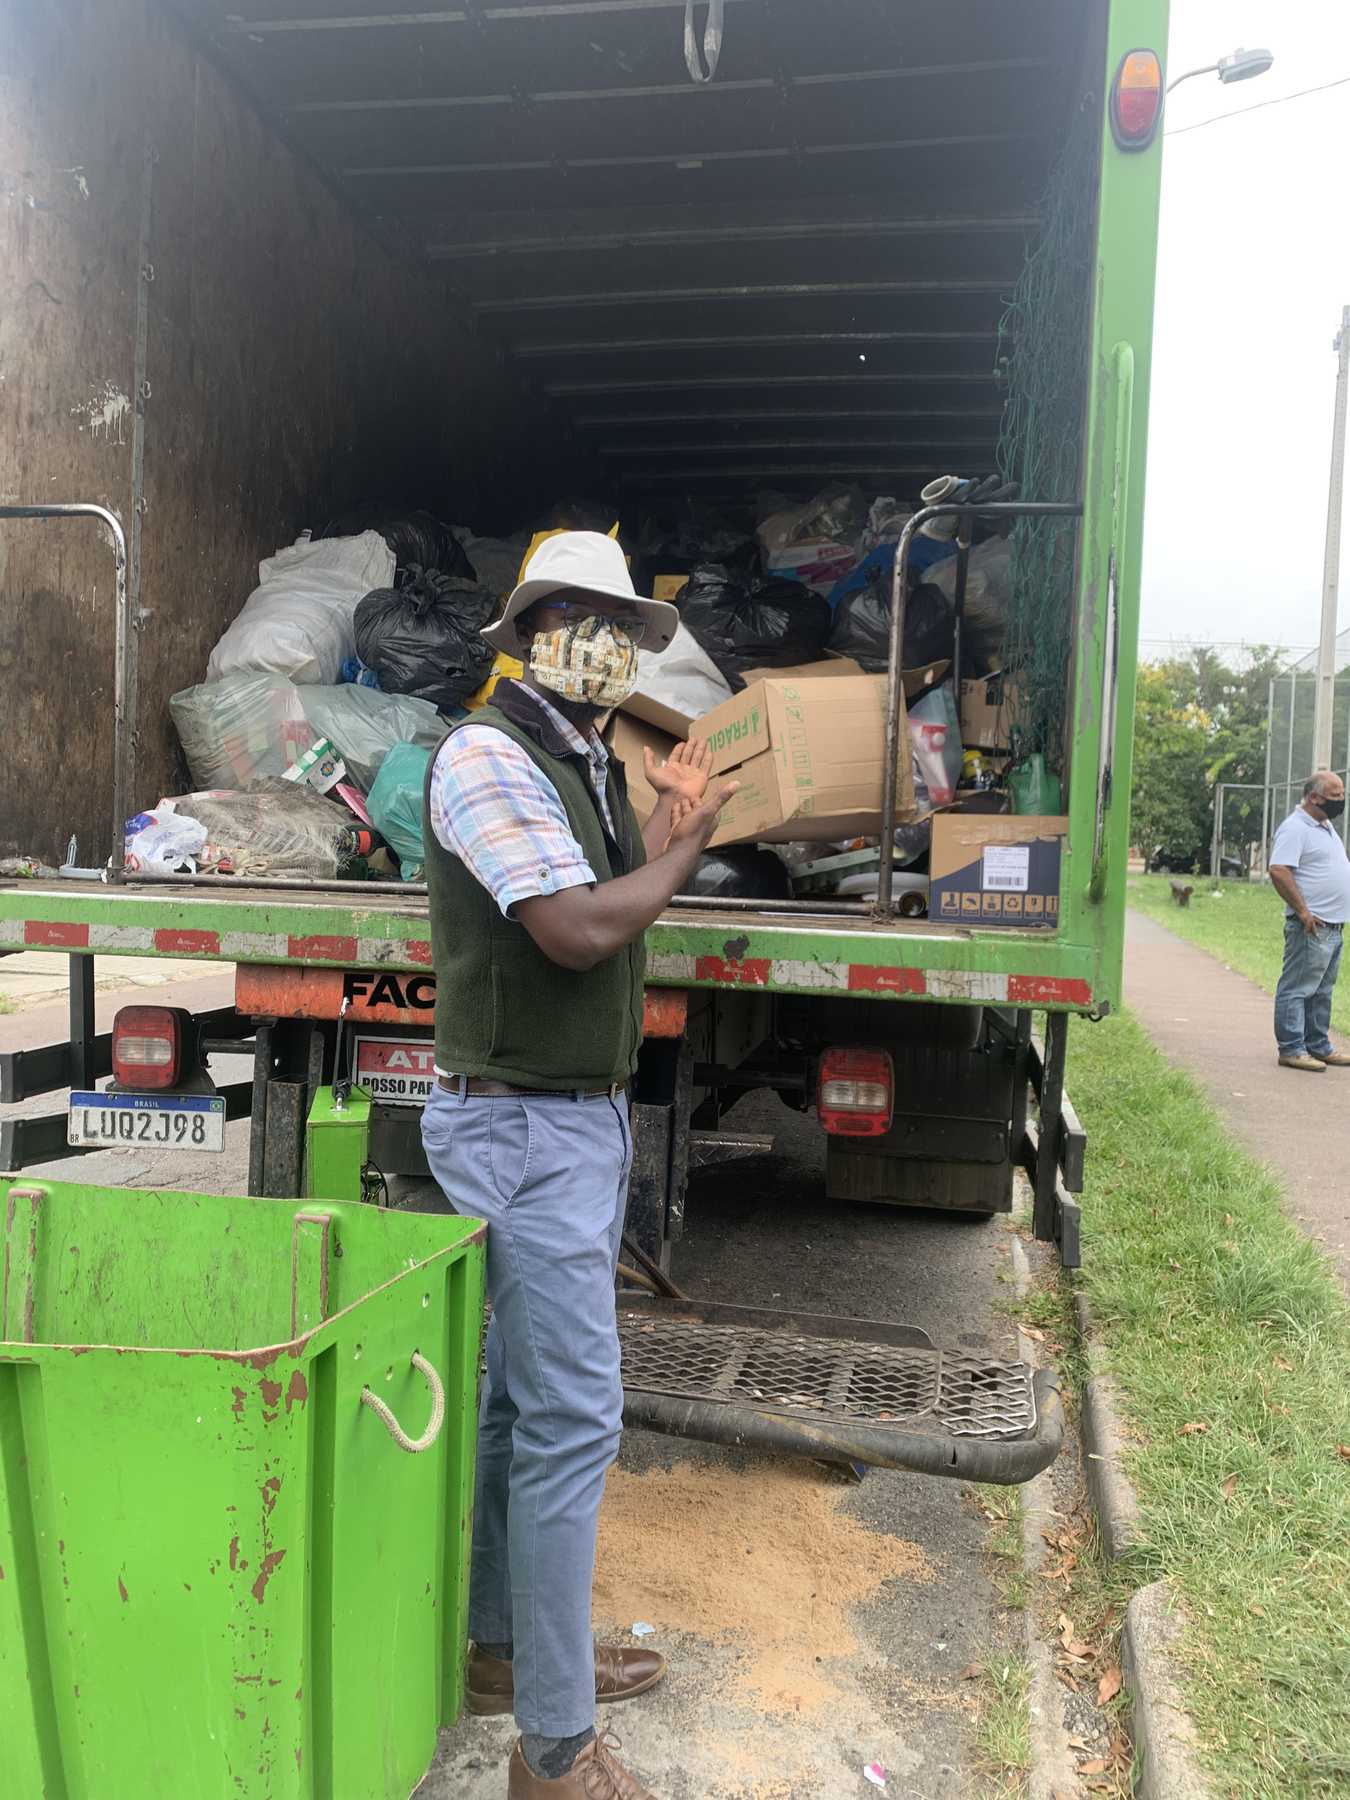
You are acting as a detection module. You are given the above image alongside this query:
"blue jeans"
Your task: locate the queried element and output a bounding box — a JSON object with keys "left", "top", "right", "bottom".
{"left": 420, "top": 1081, "right": 632, "bottom": 1736}
{"left": 1274, "top": 915, "right": 1343, "bottom": 1057}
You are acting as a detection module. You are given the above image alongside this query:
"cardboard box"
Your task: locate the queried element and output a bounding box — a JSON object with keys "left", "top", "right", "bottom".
{"left": 619, "top": 653, "right": 867, "bottom": 740}
{"left": 929, "top": 814, "right": 1067, "bottom": 929}
{"left": 651, "top": 574, "right": 688, "bottom": 604}
{"left": 605, "top": 711, "right": 679, "bottom": 827}
{"left": 694, "top": 674, "right": 916, "bottom": 848}
{"left": 959, "top": 672, "right": 1018, "bottom": 751}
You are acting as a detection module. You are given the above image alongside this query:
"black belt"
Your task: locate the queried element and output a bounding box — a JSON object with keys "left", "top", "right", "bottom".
{"left": 438, "top": 1074, "right": 624, "bottom": 1101}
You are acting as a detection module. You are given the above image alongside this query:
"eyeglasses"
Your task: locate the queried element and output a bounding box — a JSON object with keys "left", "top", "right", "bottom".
{"left": 533, "top": 598, "right": 649, "bottom": 644}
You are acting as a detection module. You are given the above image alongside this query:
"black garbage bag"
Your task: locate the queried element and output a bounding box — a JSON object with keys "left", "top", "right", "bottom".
{"left": 677, "top": 846, "right": 792, "bottom": 901}
{"left": 828, "top": 578, "right": 954, "bottom": 672}
{"left": 321, "top": 505, "right": 475, "bottom": 583}
{"left": 680, "top": 563, "right": 832, "bottom": 684}
{"left": 354, "top": 570, "right": 498, "bottom": 710}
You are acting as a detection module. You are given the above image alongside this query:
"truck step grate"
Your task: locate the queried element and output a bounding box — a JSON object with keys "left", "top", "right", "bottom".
{"left": 618, "top": 1315, "right": 1035, "bottom": 1443}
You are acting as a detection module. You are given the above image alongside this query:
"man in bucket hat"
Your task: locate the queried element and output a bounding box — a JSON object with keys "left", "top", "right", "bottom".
{"left": 420, "top": 531, "right": 736, "bottom": 1798}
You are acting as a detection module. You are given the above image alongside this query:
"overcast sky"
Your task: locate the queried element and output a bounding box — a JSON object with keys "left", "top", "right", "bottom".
{"left": 1140, "top": 0, "right": 1350, "bottom": 663}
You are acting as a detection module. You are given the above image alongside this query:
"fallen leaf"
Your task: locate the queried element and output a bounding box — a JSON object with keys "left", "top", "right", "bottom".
{"left": 1055, "top": 1669, "right": 1081, "bottom": 1693}
{"left": 1057, "top": 1612, "right": 1075, "bottom": 1638}
{"left": 1274, "top": 1358, "right": 1293, "bottom": 1372}
{"left": 1064, "top": 1640, "right": 1095, "bottom": 1660}
{"left": 1336, "top": 1445, "right": 1350, "bottom": 1462}
{"left": 1097, "top": 1665, "right": 1123, "bottom": 1705}
{"left": 1021, "top": 1324, "right": 1046, "bottom": 1342}
{"left": 1248, "top": 1602, "right": 1266, "bottom": 1617}
{"left": 1078, "top": 1758, "right": 1107, "bottom": 1775}
{"left": 1181, "top": 1421, "right": 1209, "bottom": 1436}
{"left": 959, "top": 1663, "right": 982, "bottom": 1680}
{"left": 1221, "top": 1473, "right": 1240, "bottom": 1500}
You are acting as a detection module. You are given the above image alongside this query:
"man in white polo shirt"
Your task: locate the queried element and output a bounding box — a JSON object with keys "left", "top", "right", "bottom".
{"left": 1268, "top": 771, "right": 1350, "bottom": 1071}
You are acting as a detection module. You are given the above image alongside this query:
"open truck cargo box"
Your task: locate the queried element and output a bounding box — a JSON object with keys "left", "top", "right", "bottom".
{"left": 0, "top": 0, "right": 1163, "bottom": 1022}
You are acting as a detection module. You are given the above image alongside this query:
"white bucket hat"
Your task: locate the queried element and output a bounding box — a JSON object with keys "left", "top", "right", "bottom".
{"left": 481, "top": 530, "right": 679, "bottom": 654}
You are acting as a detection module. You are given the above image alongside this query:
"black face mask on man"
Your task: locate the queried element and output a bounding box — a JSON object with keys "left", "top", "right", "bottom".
{"left": 1317, "top": 796, "right": 1346, "bottom": 821}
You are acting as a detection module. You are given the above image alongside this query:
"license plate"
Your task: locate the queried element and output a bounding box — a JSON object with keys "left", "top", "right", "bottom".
{"left": 68, "top": 1091, "right": 227, "bottom": 1152}
{"left": 353, "top": 1035, "right": 436, "bottom": 1107}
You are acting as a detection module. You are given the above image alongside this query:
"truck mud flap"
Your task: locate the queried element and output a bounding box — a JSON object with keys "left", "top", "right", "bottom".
{"left": 618, "top": 1297, "right": 1062, "bottom": 1486}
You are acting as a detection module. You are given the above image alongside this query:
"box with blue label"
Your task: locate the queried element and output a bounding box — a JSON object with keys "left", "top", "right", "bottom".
{"left": 929, "top": 813, "right": 1068, "bottom": 928}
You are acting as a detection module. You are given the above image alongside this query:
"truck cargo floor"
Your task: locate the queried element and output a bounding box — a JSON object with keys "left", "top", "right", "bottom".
{"left": 617, "top": 1297, "right": 1062, "bottom": 1485}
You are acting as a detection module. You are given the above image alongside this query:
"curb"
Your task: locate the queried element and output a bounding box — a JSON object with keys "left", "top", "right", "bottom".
{"left": 1123, "top": 1584, "right": 1210, "bottom": 1800}
{"left": 1071, "top": 1290, "right": 1214, "bottom": 1799}
{"left": 1073, "top": 1293, "right": 1142, "bottom": 1559}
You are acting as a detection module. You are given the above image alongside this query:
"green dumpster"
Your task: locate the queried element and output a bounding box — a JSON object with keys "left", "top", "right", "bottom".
{"left": 0, "top": 1176, "right": 485, "bottom": 1800}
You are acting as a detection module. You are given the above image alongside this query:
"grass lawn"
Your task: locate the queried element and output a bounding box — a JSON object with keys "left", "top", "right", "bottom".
{"left": 1126, "top": 872, "right": 1350, "bottom": 1037}
{"left": 1067, "top": 1009, "right": 1350, "bottom": 1796}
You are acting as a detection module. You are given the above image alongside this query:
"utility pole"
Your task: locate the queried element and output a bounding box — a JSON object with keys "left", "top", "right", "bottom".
{"left": 1312, "top": 305, "right": 1350, "bottom": 770}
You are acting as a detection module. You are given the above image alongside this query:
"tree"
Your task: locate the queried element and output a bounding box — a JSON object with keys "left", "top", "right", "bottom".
{"left": 1130, "top": 647, "right": 1287, "bottom": 872}
{"left": 1130, "top": 664, "right": 1213, "bottom": 867}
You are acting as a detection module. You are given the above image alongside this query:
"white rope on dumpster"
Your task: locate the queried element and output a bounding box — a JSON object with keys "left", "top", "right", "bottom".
{"left": 360, "top": 1351, "right": 445, "bottom": 1453}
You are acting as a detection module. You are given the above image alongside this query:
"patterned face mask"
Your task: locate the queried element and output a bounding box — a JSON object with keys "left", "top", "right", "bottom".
{"left": 528, "top": 612, "right": 641, "bottom": 707}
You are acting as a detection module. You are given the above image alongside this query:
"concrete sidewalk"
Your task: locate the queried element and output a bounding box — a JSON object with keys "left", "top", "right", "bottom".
{"left": 1125, "top": 910, "right": 1349, "bottom": 1290}
{"left": 0, "top": 950, "right": 225, "bottom": 1010}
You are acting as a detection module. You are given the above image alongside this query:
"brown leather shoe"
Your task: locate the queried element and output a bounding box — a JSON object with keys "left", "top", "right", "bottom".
{"left": 1279, "top": 1053, "right": 1327, "bottom": 1072}
{"left": 466, "top": 1643, "right": 666, "bottom": 1717}
{"left": 1310, "top": 1049, "right": 1350, "bottom": 1066}
{"left": 507, "top": 1731, "right": 656, "bottom": 1798}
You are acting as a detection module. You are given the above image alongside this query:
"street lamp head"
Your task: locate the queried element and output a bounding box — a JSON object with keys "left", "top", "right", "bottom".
{"left": 1217, "top": 46, "right": 1275, "bottom": 84}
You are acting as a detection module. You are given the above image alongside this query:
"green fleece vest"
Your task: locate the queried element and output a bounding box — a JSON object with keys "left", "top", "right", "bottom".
{"left": 423, "top": 682, "right": 647, "bottom": 1088}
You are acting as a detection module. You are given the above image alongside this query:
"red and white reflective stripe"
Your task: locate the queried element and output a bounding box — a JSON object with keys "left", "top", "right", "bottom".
{"left": 0, "top": 917, "right": 433, "bottom": 967}
{"left": 646, "top": 950, "right": 1091, "bottom": 1008}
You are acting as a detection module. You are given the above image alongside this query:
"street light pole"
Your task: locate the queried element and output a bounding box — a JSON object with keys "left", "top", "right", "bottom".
{"left": 1312, "top": 305, "right": 1350, "bottom": 771}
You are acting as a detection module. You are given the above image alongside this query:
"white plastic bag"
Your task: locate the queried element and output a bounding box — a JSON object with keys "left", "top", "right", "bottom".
{"left": 629, "top": 623, "right": 731, "bottom": 726}
{"left": 908, "top": 683, "right": 963, "bottom": 811}
{"left": 123, "top": 807, "right": 208, "bottom": 875}
{"left": 206, "top": 531, "right": 396, "bottom": 686}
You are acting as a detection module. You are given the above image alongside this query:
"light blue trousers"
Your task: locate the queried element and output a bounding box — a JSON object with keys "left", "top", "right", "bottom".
{"left": 1274, "top": 915, "right": 1343, "bottom": 1058}
{"left": 421, "top": 1081, "right": 632, "bottom": 1735}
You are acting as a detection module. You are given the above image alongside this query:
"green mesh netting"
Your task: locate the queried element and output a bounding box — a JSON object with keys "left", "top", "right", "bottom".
{"left": 995, "top": 92, "right": 1101, "bottom": 772}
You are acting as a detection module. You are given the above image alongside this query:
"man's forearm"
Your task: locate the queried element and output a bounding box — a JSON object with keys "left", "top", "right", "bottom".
{"left": 516, "top": 835, "right": 709, "bottom": 970}
{"left": 1269, "top": 866, "right": 1311, "bottom": 920}
{"left": 641, "top": 793, "right": 677, "bottom": 860}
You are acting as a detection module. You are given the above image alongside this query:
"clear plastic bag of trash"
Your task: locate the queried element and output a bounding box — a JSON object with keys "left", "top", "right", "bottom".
{"left": 171, "top": 780, "right": 357, "bottom": 881}
{"left": 172, "top": 674, "right": 446, "bottom": 792}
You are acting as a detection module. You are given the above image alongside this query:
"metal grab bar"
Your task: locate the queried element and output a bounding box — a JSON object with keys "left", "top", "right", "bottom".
{"left": 876, "top": 499, "right": 1084, "bottom": 914}
{"left": 0, "top": 503, "right": 132, "bottom": 881}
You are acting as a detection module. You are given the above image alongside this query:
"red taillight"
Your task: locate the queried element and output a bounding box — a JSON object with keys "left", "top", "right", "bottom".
{"left": 817, "top": 1048, "right": 894, "bottom": 1138}
{"left": 112, "top": 1005, "right": 182, "bottom": 1090}
{"left": 1112, "top": 48, "right": 1163, "bottom": 148}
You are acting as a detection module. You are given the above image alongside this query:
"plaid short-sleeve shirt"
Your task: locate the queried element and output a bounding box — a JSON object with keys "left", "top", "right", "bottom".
{"left": 427, "top": 685, "right": 615, "bottom": 918}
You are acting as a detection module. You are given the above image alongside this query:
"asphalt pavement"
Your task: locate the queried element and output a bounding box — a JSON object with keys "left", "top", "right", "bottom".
{"left": 419, "top": 1092, "right": 1027, "bottom": 1800}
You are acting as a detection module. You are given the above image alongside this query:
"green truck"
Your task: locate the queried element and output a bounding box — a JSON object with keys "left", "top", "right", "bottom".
{"left": 2, "top": 0, "right": 1167, "bottom": 1486}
